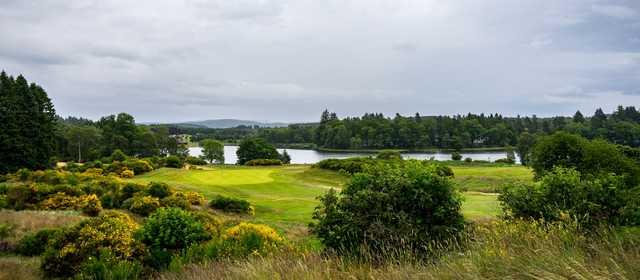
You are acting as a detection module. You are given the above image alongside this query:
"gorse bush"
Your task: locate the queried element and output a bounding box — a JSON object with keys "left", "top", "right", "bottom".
{"left": 314, "top": 157, "right": 377, "bottom": 174}
{"left": 41, "top": 211, "right": 142, "bottom": 278}
{"left": 165, "top": 156, "right": 183, "bottom": 168}
{"left": 500, "top": 167, "right": 640, "bottom": 227}
{"left": 16, "top": 228, "right": 60, "bottom": 256}
{"left": 140, "top": 207, "right": 210, "bottom": 269}
{"left": 147, "top": 182, "right": 173, "bottom": 198}
{"left": 161, "top": 192, "right": 191, "bottom": 210}
{"left": 311, "top": 161, "right": 465, "bottom": 255}
{"left": 123, "top": 195, "right": 160, "bottom": 216}
{"left": 222, "top": 223, "right": 284, "bottom": 257}
{"left": 209, "top": 195, "right": 253, "bottom": 215}
{"left": 244, "top": 159, "right": 282, "bottom": 166}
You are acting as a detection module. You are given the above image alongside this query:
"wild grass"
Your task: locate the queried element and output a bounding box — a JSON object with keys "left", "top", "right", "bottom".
{"left": 450, "top": 165, "right": 533, "bottom": 193}
{"left": 0, "top": 256, "right": 41, "bottom": 280}
{"left": 158, "top": 220, "right": 640, "bottom": 280}
{"left": 0, "top": 210, "right": 84, "bottom": 243}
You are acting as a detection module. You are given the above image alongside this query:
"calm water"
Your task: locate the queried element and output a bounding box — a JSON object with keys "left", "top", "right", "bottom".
{"left": 188, "top": 146, "right": 520, "bottom": 164}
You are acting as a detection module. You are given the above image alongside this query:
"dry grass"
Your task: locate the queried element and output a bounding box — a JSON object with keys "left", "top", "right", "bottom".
{"left": 0, "top": 209, "right": 84, "bottom": 242}
{"left": 0, "top": 256, "right": 41, "bottom": 280}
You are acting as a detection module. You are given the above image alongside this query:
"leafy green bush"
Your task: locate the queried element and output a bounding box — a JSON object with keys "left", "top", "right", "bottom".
{"left": 6, "top": 184, "right": 38, "bottom": 210}
{"left": 41, "top": 211, "right": 142, "bottom": 278}
{"left": 118, "top": 182, "right": 147, "bottom": 202}
{"left": 16, "top": 228, "right": 60, "bottom": 256}
{"left": 0, "top": 223, "right": 13, "bottom": 239}
{"left": 529, "top": 132, "right": 640, "bottom": 184}
{"left": 495, "top": 158, "right": 515, "bottom": 164}
{"left": 165, "top": 156, "right": 183, "bottom": 168}
{"left": 311, "top": 161, "right": 465, "bottom": 255}
{"left": 123, "top": 159, "right": 153, "bottom": 175}
{"left": 140, "top": 208, "right": 210, "bottom": 268}
{"left": 464, "top": 157, "right": 473, "bottom": 163}
{"left": 236, "top": 138, "right": 280, "bottom": 165}
{"left": 500, "top": 167, "right": 640, "bottom": 227}
{"left": 147, "top": 182, "right": 173, "bottom": 198}
{"left": 161, "top": 192, "right": 191, "bottom": 210}
{"left": 376, "top": 150, "right": 403, "bottom": 160}
{"left": 209, "top": 195, "right": 253, "bottom": 214}
{"left": 451, "top": 151, "right": 462, "bottom": 161}
{"left": 77, "top": 250, "right": 143, "bottom": 280}
{"left": 244, "top": 159, "right": 283, "bottom": 166}
{"left": 111, "top": 149, "right": 128, "bottom": 162}
{"left": 185, "top": 156, "right": 208, "bottom": 166}
{"left": 314, "top": 157, "right": 377, "bottom": 174}
{"left": 123, "top": 195, "right": 160, "bottom": 216}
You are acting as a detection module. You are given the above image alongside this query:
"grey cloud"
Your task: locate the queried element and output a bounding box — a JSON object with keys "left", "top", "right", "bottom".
{"left": 1, "top": 0, "right": 640, "bottom": 123}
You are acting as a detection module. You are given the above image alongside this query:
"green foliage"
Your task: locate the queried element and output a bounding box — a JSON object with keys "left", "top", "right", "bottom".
{"left": 161, "top": 192, "right": 191, "bottom": 210}
{"left": 123, "top": 195, "right": 160, "bottom": 216}
{"left": 200, "top": 139, "right": 225, "bottom": 164}
{"left": 279, "top": 149, "right": 291, "bottom": 164}
{"left": 451, "top": 151, "right": 462, "bottom": 161}
{"left": 245, "top": 159, "right": 283, "bottom": 166}
{"left": 516, "top": 131, "right": 536, "bottom": 166}
{"left": 122, "top": 159, "right": 153, "bottom": 175}
{"left": 0, "top": 222, "right": 13, "bottom": 239}
{"left": 140, "top": 208, "right": 210, "bottom": 268}
{"left": 0, "top": 72, "right": 57, "bottom": 174}
{"left": 209, "top": 195, "right": 253, "bottom": 214}
{"left": 16, "top": 228, "right": 60, "bottom": 256}
{"left": 6, "top": 184, "right": 38, "bottom": 210}
{"left": 147, "top": 182, "right": 173, "bottom": 198}
{"left": 529, "top": 132, "right": 640, "bottom": 184}
{"left": 165, "top": 156, "right": 183, "bottom": 168}
{"left": 41, "top": 211, "right": 142, "bottom": 278}
{"left": 110, "top": 149, "right": 127, "bottom": 162}
{"left": 500, "top": 167, "right": 640, "bottom": 227}
{"left": 376, "top": 150, "right": 403, "bottom": 160}
{"left": 236, "top": 138, "right": 280, "bottom": 165}
{"left": 185, "top": 156, "right": 207, "bottom": 166}
{"left": 314, "top": 157, "right": 377, "bottom": 174}
{"left": 311, "top": 161, "right": 465, "bottom": 255}
{"left": 77, "top": 250, "right": 143, "bottom": 280}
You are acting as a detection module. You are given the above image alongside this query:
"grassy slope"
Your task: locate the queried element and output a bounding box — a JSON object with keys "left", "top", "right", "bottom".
{"left": 129, "top": 164, "right": 531, "bottom": 225}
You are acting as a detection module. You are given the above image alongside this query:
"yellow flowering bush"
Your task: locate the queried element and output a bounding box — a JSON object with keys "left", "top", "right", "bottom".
{"left": 185, "top": 191, "right": 206, "bottom": 206}
{"left": 120, "top": 168, "right": 135, "bottom": 178}
{"left": 123, "top": 195, "right": 160, "bottom": 216}
{"left": 41, "top": 211, "right": 143, "bottom": 278}
{"left": 223, "top": 223, "right": 284, "bottom": 256}
{"left": 40, "top": 192, "right": 79, "bottom": 210}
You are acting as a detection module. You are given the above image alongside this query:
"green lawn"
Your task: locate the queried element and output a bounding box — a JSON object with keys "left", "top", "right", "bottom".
{"left": 129, "top": 164, "right": 523, "bottom": 226}
{"left": 451, "top": 165, "right": 533, "bottom": 193}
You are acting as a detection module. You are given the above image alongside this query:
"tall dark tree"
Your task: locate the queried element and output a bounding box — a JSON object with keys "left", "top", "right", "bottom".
{"left": 0, "top": 72, "right": 57, "bottom": 173}
{"left": 573, "top": 110, "right": 585, "bottom": 123}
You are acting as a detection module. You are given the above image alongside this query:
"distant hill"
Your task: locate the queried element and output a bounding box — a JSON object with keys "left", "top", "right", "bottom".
{"left": 174, "top": 119, "right": 288, "bottom": 129}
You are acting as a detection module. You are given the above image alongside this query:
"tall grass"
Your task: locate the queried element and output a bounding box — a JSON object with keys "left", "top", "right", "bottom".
{"left": 158, "top": 220, "right": 640, "bottom": 280}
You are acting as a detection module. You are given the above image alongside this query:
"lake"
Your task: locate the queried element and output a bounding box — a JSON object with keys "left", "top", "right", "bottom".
{"left": 188, "top": 146, "right": 520, "bottom": 164}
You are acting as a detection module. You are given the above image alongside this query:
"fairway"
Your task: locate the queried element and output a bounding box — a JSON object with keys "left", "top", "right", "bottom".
{"left": 128, "top": 164, "right": 522, "bottom": 226}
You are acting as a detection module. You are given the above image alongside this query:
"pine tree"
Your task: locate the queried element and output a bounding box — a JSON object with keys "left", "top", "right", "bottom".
{"left": 573, "top": 110, "right": 585, "bottom": 123}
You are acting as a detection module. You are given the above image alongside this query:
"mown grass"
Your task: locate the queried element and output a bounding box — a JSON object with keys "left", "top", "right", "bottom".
{"left": 451, "top": 165, "right": 533, "bottom": 193}
{"left": 129, "top": 165, "right": 508, "bottom": 227}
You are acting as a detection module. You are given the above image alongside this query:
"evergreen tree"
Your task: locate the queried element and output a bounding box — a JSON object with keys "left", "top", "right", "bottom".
{"left": 0, "top": 72, "right": 57, "bottom": 173}
{"left": 573, "top": 110, "right": 585, "bottom": 123}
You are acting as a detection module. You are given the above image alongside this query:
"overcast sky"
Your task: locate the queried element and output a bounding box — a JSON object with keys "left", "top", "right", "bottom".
{"left": 1, "top": 0, "right": 640, "bottom": 123}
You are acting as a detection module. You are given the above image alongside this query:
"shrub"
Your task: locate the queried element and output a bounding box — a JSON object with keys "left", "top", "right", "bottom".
{"left": 0, "top": 223, "right": 13, "bottom": 239}
{"left": 192, "top": 212, "right": 222, "bottom": 237}
{"left": 123, "top": 159, "right": 154, "bottom": 175}
{"left": 77, "top": 250, "right": 143, "bottom": 280}
{"left": 147, "top": 182, "right": 173, "bottom": 198}
{"left": 311, "top": 161, "right": 465, "bottom": 255}
{"left": 464, "top": 157, "right": 473, "bottom": 163}
{"left": 222, "top": 223, "right": 284, "bottom": 256}
{"left": 314, "top": 157, "right": 377, "bottom": 174}
{"left": 41, "top": 211, "right": 142, "bottom": 278}
{"left": 118, "top": 183, "right": 147, "bottom": 202}
{"left": 161, "top": 192, "right": 191, "bottom": 210}
{"left": 209, "top": 195, "right": 253, "bottom": 214}
{"left": 39, "top": 192, "right": 79, "bottom": 210}
{"left": 245, "top": 159, "right": 283, "bottom": 166}
{"left": 451, "top": 151, "right": 462, "bottom": 161}
{"left": 279, "top": 150, "right": 291, "bottom": 164}
{"left": 185, "top": 156, "right": 208, "bottom": 166}
{"left": 376, "top": 150, "right": 403, "bottom": 160}
{"left": 123, "top": 195, "right": 160, "bottom": 216}
{"left": 184, "top": 191, "right": 206, "bottom": 206}
{"left": 529, "top": 132, "right": 640, "bottom": 184}
{"left": 16, "top": 228, "right": 60, "bottom": 256}
{"left": 140, "top": 208, "right": 210, "bottom": 268}
{"left": 120, "top": 168, "right": 135, "bottom": 178}
{"left": 500, "top": 167, "right": 640, "bottom": 227}
{"left": 6, "top": 184, "right": 38, "bottom": 210}
{"left": 236, "top": 138, "right": 280, "bottom": 165}
{"left": 16, "top": 168, "right": 31, "bottom": 181}
{"left": 82, "top": 168, "right": 104, "bottom": 177}
{"left": 78, "top": 194, "right": 103, "bottom": 216}
{"left": 111, "top": 149, "right": 127, "bottom": 162}
{"left": 0, "top": 195, "right": 7, "bottom": 209}
{"left": 495, "top": 158, "right": 515, "bottom": 164}
{"left": 165, "top": 156, "right": 183, "bottom": 168}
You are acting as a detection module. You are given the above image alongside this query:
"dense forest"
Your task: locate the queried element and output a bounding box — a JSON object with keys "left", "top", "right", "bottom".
{"left": 166, "top": 108, "right": 640, "bottom": 150}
